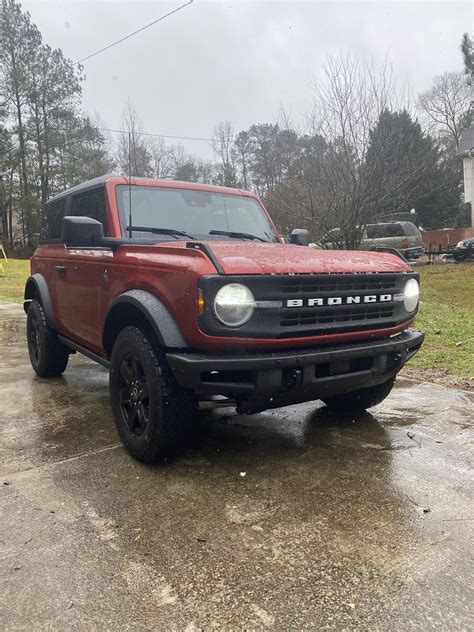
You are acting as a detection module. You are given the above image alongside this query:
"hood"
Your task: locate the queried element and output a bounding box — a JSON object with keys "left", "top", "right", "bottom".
{"left": 202, "top": 241, "right": 411, "bottom": 274}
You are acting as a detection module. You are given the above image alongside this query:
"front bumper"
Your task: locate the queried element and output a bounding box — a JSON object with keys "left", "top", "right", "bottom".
{"left": 404, "top": 246, "right": 424, "bottom": 259}
{"left": 166, "top": 328, "right": 424, "bottom": 413}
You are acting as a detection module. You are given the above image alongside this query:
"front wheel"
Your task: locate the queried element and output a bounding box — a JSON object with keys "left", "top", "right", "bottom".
{"left": 322, "top": 377, "right": 395, "bottom": 412}
{"left": 109, "top": 326, "right": 197, "bottom": 463}
{"left": 26, "top": 299, "right": 69, "bottom": 377}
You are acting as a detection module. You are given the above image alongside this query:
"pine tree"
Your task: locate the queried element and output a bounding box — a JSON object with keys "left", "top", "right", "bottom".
{"left": 365, "top": 109, "right": 461, "bottom": 229}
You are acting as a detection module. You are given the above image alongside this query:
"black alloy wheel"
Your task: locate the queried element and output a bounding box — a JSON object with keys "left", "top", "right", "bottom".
{"left": 118, "top": 354, "right": 150, "bottom": 435}
{"left": 28, "top": 309, "right": 41, "bottom": 364}
{"left": 109, "top": 326, "right": 198, "bottom": 462}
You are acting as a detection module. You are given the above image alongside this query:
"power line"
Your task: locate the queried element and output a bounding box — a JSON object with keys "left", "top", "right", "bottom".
{"left": 76, "top": 0, "right": 194, "bottom": 64}
{"left": 98, "top": 127, "right": 214, "bottom": 143}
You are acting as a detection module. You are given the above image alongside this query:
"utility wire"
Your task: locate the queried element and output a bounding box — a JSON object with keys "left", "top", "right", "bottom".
{"left": 98, "top": 126, "right": 213, "bottom": 143}
{"left": 76, "top": 0, "right": 194, "bottom": 64}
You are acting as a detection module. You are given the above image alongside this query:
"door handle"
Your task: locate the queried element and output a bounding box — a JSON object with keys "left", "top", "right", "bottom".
{"left": 54, "top": 265, "right": 66, "bottom": 273}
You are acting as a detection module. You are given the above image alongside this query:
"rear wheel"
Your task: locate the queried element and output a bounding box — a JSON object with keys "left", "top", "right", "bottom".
{"left": 109, "top": 326, "right": 197, "bottom": 463}
{"left": 322, "top": 377, "right": 395, "bottom": 412}
{"left": 26, "top": 299, "right": 69, "bottom": 377}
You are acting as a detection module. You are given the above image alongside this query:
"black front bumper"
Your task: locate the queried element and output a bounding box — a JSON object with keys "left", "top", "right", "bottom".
{"left": 166, "top": 329, "right": 424, "bottom": 413}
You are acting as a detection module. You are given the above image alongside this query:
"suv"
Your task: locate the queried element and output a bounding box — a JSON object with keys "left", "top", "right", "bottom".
{"left": 24, "top": 176, "right": 424, "bottom": 462}
{"left": 314, "top": 222, "right": 424, "bottom": 260}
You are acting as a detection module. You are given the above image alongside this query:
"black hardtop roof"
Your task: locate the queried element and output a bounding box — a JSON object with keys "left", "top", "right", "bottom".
{"left": 48, "top": 174, "right": 113, "bottom": 202}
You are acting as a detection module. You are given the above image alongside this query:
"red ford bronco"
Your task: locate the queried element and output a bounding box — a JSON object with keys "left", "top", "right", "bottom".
{"left": 24, "top": 175, "right": 424, "bottom": 462}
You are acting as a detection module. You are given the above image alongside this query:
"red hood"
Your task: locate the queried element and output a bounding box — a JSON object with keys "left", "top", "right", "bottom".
{"left": 202, "top": 241, "right": 411, "bottom": 274}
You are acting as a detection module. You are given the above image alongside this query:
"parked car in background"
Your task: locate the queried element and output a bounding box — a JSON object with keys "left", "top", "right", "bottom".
{"left": 453, "top": 237, "right": 474, "bottom": 261}
{"left": 313, "top": 222, "right": 424, "bottom": 260}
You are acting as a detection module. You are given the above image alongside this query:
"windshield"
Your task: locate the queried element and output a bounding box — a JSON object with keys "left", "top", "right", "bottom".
{"left": 116, "top": 185, "right": 278, "bottom": 242}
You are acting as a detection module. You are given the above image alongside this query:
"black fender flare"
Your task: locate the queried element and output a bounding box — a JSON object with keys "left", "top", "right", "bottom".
{"left": 24, "top": 273, "right": 58, "bottom": 330}
{"left": 102, "top": 290, "right": 188, "bottom": 354}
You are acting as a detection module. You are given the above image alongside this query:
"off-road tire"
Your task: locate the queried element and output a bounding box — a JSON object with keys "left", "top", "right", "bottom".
{"left": 109, "top": 326, "right": 197, "bottom": 463}
{"left": 26, "top": 299, "right": 69, "bottom": 377}
{"left": 322, "top": 376, "right": 395, "bottom": 412}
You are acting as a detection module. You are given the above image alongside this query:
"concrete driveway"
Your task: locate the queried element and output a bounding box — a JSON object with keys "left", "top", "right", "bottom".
{"left": 0, "top": 302, "right": 473, "bottom": 630}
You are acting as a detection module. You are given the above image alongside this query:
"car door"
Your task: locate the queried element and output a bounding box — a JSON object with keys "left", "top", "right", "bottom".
{"left": 54, "top": 187, "right": 112, "bottom": 350}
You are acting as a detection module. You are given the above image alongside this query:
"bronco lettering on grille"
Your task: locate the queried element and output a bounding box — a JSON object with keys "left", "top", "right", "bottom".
{"left": 286, "top": 294, "right": 393, "bottom": 308}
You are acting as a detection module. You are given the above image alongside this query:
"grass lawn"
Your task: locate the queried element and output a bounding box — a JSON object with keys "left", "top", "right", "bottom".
{"left": 411, "top": 263, "right": 474, "bottom": 380}
{"left": 0, "top": 257, "right": 30, "bottom": 302}
{"left": 0, "top": 258, "right": 473, "bottom": 380}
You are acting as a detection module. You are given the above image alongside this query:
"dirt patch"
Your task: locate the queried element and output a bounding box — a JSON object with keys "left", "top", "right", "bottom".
{"left": 400, "top": 366, "right": 474, "bottom": 392}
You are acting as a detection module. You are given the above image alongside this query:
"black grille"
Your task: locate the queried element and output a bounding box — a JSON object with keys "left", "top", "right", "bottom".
{"left": 199, "top": 272, "right": 417, "bottom": 338}
{"left": 280, "top": 275, "right": 398, "bottom": 294}
{"left": 281, "top": 304, "right": 395, "bottom": 328}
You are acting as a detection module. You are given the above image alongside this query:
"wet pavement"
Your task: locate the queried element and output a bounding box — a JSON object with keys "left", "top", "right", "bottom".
{"left": 0, "top": 302, "right": 473, "bottom": 630}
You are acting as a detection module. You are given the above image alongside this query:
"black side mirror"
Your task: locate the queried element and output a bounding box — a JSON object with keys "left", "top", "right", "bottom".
{"left": 61, "top": 216, "right": 104, "bottom": 247}
{"left": 290, "top": 228, "right": 310, "bottom": 246}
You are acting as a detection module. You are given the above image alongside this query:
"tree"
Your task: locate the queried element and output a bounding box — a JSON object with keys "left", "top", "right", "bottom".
{"left": 212, "top": 121, "right": 238, "bottom": 187}
{"left": 232, "top": 130, "right": 251, "bottom": 189}
{"left": 365, "top": 109, "right": 461, "bottom": 229}
{"left": 54, "top": 113, "right": 114, "bottom": 190}
{"left": 0, "top": 0, "right": 41, "bottom": 242}
{"left": 418, "top": 72, "right": 471, "bottom": 149}
{"left": 174, "top": 155, "right": 213, "bottom": 183}
{"left": 300, "top": 55, "right": 400, "bottom": 246}
{"left": 0, "top": 0, "right": 113, "bottom": 250}
{"left": 461, "top": 33, "right": 473, "bottom": 77}
{"left": 25, "top": 42, "right": 83, "bottom": 206}
{"left": 116, "top": 100, "right": 153, "bottom": 177}
{"left": 150, "top": 137, "right": 175, "bottom": 179}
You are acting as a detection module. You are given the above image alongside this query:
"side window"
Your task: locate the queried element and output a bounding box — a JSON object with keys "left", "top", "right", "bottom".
{"left": 40, "top": 198, "right": 67, "bottom": 241}
{"left": 367, "top": 224, "right": 405, "bottom": 239}
{"left": 70, "top": 188, "right": 107, "bottom": 234}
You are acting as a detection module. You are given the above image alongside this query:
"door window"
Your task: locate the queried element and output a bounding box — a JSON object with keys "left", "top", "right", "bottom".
{"left": 71, "top": 188, "right": 108, "bottom": 234}
{"left": 40, "top": 197, "right": 67, "bottom": 241}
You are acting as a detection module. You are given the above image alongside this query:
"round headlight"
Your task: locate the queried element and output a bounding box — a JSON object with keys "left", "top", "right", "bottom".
{"left": 214, "top": 283, "right": 255, "bottom": 327}
{"left": 403, "top": 278, "right": 419, "bottom": 312}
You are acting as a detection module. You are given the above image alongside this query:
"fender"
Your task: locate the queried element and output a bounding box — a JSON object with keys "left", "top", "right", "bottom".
{"left": 103, "top": 290, "right": 188, "bottom": 353}
{"left": 24, "top": 273, "right": 58, "bottom": 330}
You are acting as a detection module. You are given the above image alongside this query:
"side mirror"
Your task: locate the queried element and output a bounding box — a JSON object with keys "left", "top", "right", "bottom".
{"left": 61, "top": 216, "right": 104, "bottom": 247}
{"left": 290, "top": 228, "right": 310, "bottom": 246}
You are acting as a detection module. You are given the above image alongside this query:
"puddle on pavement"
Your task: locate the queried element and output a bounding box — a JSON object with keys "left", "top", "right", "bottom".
{"left": 1, "top": 303, "right": 473, "bottom": 629}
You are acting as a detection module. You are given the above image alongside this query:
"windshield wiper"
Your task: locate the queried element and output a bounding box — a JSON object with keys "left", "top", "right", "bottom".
{"left": 126, "top": 226, "right": 196, "bottom": 240}
{"left": 209, "top": 229, "right": 268, "bottom": 242}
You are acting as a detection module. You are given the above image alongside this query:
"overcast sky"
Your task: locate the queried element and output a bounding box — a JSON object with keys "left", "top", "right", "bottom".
{"left": 23, "top": 1, "right": 472, "bottom": 157}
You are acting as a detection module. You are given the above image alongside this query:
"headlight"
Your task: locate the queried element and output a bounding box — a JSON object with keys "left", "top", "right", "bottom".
{"left": 403, "top": 278, "right": 419, "bottom": 312}
{"left": 214, "top": 283, "right": 255, "bottom": 327}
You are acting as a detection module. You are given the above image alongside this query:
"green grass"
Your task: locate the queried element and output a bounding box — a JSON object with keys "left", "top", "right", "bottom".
{"left": 0, "top": 258, "right": 30, "bottom": 302}
{"left": 412, "top": 264, "right": 474, "bottom": 379}
{"left": 0, "top": 258, "right": 473, "bottom": 379}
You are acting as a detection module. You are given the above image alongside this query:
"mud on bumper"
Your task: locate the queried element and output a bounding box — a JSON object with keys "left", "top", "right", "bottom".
{"left": 166, "top": 329, "right": 424, "bottom": 413}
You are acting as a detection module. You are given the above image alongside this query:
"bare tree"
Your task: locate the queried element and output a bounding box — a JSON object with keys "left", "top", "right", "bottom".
{"left": 150, "top": 137, "right": 175, "bottom": 179}
{"left": 303, "top": 54, "right": 400, "bottom": 246}
{"left": 212, "top": 121, "right": 238, "bottom": 187}
{"left": 116, "top": 100, "right": 153, "bottom": 177}
{"left": 418, "top": 71, "right": 470, "bottom": 148}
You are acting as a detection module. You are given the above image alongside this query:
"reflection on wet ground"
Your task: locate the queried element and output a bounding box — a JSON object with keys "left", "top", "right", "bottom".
{"left": 0, "top": 303, "right": 473, "bottom": 629}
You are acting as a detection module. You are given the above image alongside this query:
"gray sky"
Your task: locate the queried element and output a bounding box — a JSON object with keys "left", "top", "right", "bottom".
{"left": 24, "top": 1, "right": 473, "bottom": 157}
